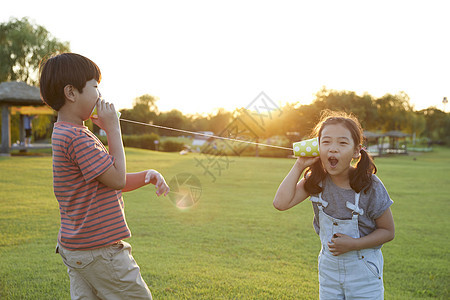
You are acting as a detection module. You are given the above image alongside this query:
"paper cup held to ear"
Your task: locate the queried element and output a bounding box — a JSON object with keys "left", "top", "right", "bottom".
{"left": 293, "top": 137, "right": 319, "bottom": 157}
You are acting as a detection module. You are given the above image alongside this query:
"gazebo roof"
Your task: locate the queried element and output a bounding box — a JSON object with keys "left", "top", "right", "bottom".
{"left": 0, "top": 81, "right": 43, "bottom": 106}
{"left": 364, "top": 131, "right": 383, "bottom": 139}
{"left": 364, "top": 130, "right": 410, "bottom": 138}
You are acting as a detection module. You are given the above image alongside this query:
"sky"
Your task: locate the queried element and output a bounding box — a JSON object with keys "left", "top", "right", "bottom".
{"left": 2, "top": 0, "right": 449, "bottom": 115}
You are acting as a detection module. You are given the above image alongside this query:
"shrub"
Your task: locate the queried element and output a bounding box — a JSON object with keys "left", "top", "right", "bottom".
{"left": 162, "top": 140, "right": 185, "bottom": 152}
{"left": 98, "top": 133, "right": 160, "bottom": 150}
{"left": 123, "top": 134, "right": 160, "bottom": 150}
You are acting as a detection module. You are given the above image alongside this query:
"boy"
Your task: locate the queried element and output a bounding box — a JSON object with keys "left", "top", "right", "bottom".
{"left": 39, "top": 53, "right": 170, "bottom": 299}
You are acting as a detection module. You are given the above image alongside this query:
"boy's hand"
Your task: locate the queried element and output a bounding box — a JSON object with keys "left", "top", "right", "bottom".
{"left": 145, "top": 170, "right": 170, "bottom": 196}
{"left": 91, "top": 98, "right": 120, "bottom": 133}
{"left": 328, "top": 233, "right": 356, "bottom": 256}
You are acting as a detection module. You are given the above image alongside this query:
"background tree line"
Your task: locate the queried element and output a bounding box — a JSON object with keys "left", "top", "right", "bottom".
{"left": 119, "top": 89, "right": 449, "bottom": 146}
{"left": 1, "top": 17, "right": 449, "bottom": 147}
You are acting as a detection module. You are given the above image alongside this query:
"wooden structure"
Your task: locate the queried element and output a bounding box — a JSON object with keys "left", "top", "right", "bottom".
{"left": 363, "top": 131, "right": 384, "bottom": 156}
{"left": 364, "top": 130, "right": 410, "bottom": 156}
{"left": 383, "top": 130, "right": 410, "bottom": 154}
{"left": 0, "top": 81, "right": 51, "bottom": 154}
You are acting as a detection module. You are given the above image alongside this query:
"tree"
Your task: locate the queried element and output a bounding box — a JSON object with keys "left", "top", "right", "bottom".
{"left": 132, "top": 94, "right": 159, "bottom": 115}
{"left": 0, "top": 18, "right": 69, "bottom": 143}
{"left": 156, "top": 109, "right": 190, "bottom": 136}
{"left": 207, "top": 108, "right": 232, "bottom": 134}
{"left": 0, "top": 17, "right": 70, "bottom": 84}
{"left": 375, "top": 92, "right": 413, "bottom": 132}
{"left": 312, "top": 87, "right": 378, "bottom": 130}
{"left": 119, "top": 94, "right": 159, "bottom": 135}
{"left": 404, "top": 111, "right": 426, "bottom": 136}
{"left": 419, "top": 108, "right": 450, "bottom": 143}
{"left": 128, "top": 94, "right": 158, "bottom": 124}
{"left": 190, "top": 114, "right": 210, "bottom": 132}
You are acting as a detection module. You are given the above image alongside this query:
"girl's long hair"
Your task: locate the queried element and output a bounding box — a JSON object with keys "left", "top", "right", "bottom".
{"left": 304, "top": 110, "right": 377, "bottom": 195}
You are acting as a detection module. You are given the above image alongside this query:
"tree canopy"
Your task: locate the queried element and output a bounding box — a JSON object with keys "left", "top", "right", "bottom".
{"left": 1, "top": 17, "right": 70, "bottom": 143}
{"left": 0, "top": 17, "right": 70, "bottom": 85}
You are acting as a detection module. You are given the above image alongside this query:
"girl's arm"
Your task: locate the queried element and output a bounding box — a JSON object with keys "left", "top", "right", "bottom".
{"left": 328, "top": 208, "right": 395, "bottom": 255}
{"left": 273, "top": 157, "right": 319, "bottom": 211}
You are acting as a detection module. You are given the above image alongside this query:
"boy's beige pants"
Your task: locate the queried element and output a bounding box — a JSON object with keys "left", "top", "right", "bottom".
{"left": 56, "top": 241, "right": 152, "bottom": 300}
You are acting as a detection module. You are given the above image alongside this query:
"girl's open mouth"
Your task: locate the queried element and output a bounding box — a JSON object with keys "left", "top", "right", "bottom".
{"left": 328, "top": 157, "right": 339, "bottom": 168}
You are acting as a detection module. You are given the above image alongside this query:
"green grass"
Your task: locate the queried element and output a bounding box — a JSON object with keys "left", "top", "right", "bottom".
{"left": 0, "top": 147, "right": 449, "bottom": 299}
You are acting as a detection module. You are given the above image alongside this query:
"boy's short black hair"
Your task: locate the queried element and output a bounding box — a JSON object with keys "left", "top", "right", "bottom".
{"left": 39, "top": 53, "right": 101, "bottom": 111}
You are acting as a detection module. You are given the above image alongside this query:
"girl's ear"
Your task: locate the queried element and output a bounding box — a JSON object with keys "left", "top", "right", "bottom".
{"left": 353, "top": 144, "right": 362, "bottom": 159}
{"left": 63, "top": 84, "right": 76, "bottom": 103}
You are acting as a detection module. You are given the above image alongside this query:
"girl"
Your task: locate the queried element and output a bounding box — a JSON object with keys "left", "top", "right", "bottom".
{"left": 273, "top": 111, "right": 394, "bottom": 299}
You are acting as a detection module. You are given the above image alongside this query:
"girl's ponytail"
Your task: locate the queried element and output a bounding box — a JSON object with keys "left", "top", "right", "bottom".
{"left": 304, "top": 160, "right": 326, "bottom": 195}
{"left": 350, "top": 148, "right": 377, "bottom": 193}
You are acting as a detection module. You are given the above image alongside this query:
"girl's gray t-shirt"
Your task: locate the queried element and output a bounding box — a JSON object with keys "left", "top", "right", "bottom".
{"left": 311, "top": 174, "right": 393, "bottom": 238}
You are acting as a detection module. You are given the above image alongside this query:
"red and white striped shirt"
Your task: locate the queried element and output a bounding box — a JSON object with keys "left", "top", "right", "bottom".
{"left": 52, "top": 121, "right": 131, "bottom": 250}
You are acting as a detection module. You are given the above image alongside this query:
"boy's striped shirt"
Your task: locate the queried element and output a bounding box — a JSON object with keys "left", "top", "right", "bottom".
{"left": 52, "top": 121, "right": 131, "bottom": 250}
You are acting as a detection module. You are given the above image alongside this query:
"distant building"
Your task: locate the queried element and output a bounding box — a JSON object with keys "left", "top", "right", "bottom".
{"left": 192, "top": 131, "right": 214, "bottom": 146}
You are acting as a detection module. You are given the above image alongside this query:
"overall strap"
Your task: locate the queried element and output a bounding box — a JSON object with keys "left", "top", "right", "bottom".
{"left": 310, "top": 193, "right": 329, "bottom": 209}
{"left": 346, "top": 192, "right": 364, "bottom": 215}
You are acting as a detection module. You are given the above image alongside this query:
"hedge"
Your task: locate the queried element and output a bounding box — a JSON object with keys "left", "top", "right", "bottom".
{"left": 98, "top": 133, "right": 160, "bottom": 150}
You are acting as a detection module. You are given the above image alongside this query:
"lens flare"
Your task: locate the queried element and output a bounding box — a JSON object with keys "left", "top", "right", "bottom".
{"left": 168, "top": 173, "right": 202, "bottom": 210}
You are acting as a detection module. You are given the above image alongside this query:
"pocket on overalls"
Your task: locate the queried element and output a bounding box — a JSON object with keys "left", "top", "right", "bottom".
{"left": 361, "top": 251, "right": 382, "bottom": 279}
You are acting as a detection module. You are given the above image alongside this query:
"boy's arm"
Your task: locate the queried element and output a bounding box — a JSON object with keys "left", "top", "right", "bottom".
{"left": 122, "top": 170, "right": 170, "bottom": 196}
{"left": 94, "top": 100, "right": 126, "bottom": 190}
{"left": 273, "top": 157, "right": 319, "bottom": 211}
{"left": 122, "top": 171, "right": 153, "bottom": 192}
{"left": 328, "top": 208, "right": 395, "bottom": 256}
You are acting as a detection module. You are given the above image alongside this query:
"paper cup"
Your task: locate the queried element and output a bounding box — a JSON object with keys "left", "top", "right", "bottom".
{"left": 293, "top": 137, "right": 319, "bottom": 157}
{"left": 90, "top": 106, "right": 121, "bottom": 119}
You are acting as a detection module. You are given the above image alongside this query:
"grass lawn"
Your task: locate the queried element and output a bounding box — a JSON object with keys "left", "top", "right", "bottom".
{"left": 0, "top": 147, "right": 449, "bottom": 299}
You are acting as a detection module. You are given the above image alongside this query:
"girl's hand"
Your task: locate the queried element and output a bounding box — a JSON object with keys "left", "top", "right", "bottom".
{"left": 145, "top": 170, "right": 170, "bottom": 196}
{"left": 294, "top": 156, "right": 320, "bottom": 170}
{"left": 327, "top": 233, "right": 356, "bottom": 256}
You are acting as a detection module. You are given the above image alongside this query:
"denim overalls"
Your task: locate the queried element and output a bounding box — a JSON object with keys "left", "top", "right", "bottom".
{"left": 311, "top": 192, "right": 384, "bottom": 299}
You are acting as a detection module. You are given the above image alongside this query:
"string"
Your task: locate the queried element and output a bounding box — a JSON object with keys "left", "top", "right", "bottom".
{"left": 119, "top": 118, "right": 292, "bottom": 151}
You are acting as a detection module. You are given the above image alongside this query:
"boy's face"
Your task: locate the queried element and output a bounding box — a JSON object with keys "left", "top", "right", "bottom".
{"left": 76, "top": 79, "right": 100, "bottom": 120}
